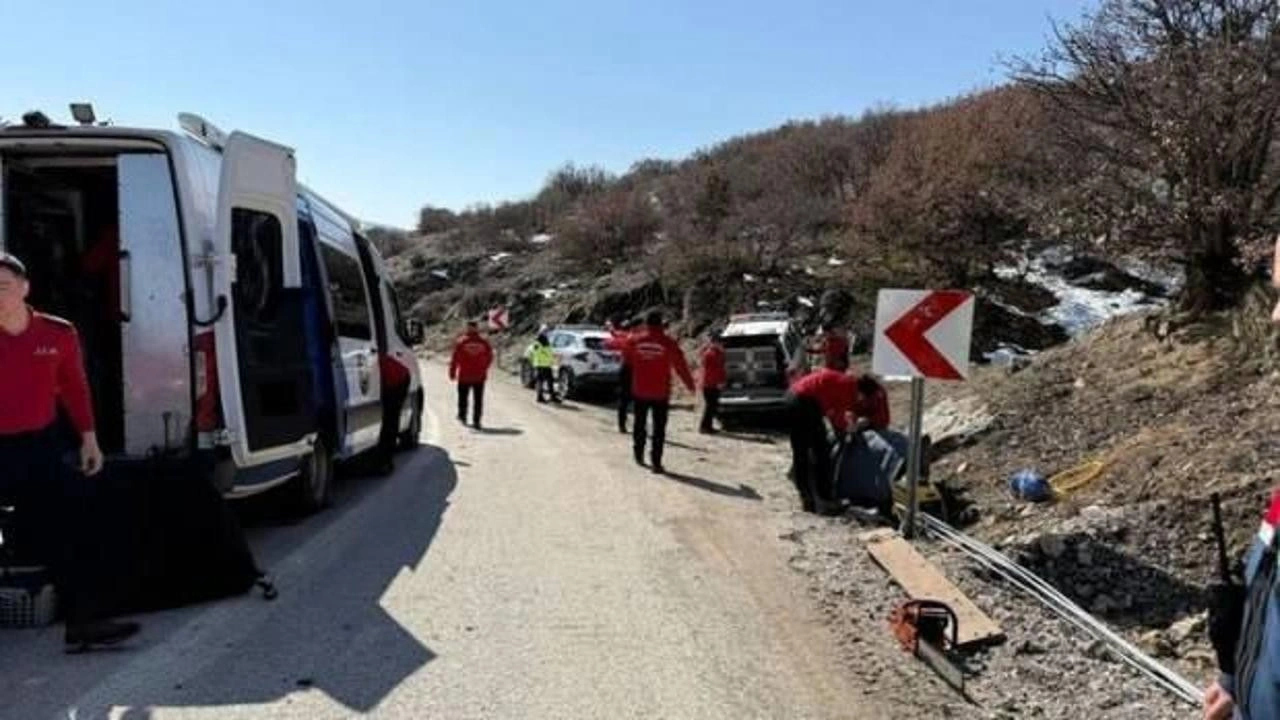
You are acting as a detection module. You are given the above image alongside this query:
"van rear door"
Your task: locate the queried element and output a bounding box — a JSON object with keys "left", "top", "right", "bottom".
{"left": 213, "top": 132, "right": 315, "bottom": 467}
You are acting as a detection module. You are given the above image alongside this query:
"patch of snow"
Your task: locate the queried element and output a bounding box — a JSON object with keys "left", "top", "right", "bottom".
{"left": 805, "top": 267, "right": 817, "bottom": 276}
{"left": 529, "top": 233, "right": 554, "bottom": 245}
{"left": 996, "top": 249, "right": 1169, "bottom": 338}
{"left": 984, "top": 342, "right": 1037, "bottom": 365}
{"left": 430, "top": 269, "right": 449, "bottom": 280}
{"left": 490, "top": 252, "right": 512, "bottom": 263}
{"left": 540, "top": 288, "right": 558, "bottom": 299}
{"left": 827, "top": 257, "right": 846, "bottom": 267}
{"left": 798, "top": 296, "right": 815, "bottom": 308}
{"left": 743, "top": 274, "right": 757, "bottom": 283}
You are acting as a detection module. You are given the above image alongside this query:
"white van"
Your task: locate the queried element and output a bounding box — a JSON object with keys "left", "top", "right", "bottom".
{"left": 0, "top": 107, "right": 424, "bottom": 512}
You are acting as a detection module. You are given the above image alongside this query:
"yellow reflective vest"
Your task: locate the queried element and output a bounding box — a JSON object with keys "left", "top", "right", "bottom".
{"left": 530, "top": 343, "right": 555, "bottom": 369}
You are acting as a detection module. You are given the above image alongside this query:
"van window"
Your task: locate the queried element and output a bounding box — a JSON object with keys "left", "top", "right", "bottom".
{"left": 319, "top": 244, "right": 373, "bottom": 340}
{"left": 385, "top": 282, "right": 410, "bottom": 343}
{"left": 232, "top": 209, "right": 283, "bottom": 324}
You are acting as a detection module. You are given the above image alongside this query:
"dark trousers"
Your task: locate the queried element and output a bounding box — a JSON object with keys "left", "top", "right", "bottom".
{"left": 457, "top": 382, "right": 484, "bottom": 426}
{"left": 633, "top": 399, "right": 670, "bottom": 468}
{"left": 378, "top": 381, "right": 409, "bottom": 459}
{"left": 535, "top": 368, "right": 558, "bottom": 402}
{"left": 787, "top": 393, "right": 833, "bottom": 511}
{"left": 0, "top": 426, "right": 104, "bottom": 625}
{"left": 700, "top": 388, "right": 721, "bottom": 432}
{"left": 617, "top": 366, "right": 632, "bottom": 431}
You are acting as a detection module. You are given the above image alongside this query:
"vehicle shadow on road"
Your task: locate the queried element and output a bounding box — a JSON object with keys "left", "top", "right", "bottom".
{"left": 59, "top": 444, "right": 460, "bottom": 720}
{"left": 658, "top": 469, "right": 763, "bottom": 501}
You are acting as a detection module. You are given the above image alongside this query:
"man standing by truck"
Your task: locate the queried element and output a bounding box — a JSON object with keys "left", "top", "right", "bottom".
{"left": 624, "top": 311, "right": 695, "bottom": 474}
{"left": 698, "top": 330, "right": 726, "bottom": 435}
{"left": 0, "top": 251, "right": 139, "bottom": 651}
{"left": 449, "top": 320, "right": 493, "bottom": 430}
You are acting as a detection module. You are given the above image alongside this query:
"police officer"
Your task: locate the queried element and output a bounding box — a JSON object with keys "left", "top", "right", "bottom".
{"left": 0, "top": 251, "right": 139, "bottom": 651}
{"left": 529, "top": 333, "right": 559, "bottom": 404}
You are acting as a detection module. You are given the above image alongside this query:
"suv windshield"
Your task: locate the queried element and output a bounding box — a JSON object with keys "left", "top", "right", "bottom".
{"left": 583, "top": 337, "right": 608, "bottom": 350}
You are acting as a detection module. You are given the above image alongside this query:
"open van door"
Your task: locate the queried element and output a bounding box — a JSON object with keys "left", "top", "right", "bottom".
{"left": 213, "top": 132, "right": 315, "bottom": 467}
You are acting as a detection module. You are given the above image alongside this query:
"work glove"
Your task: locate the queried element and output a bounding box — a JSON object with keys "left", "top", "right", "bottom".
{"left": 1207, "top": 580, "right": 1247, "bottom": 674}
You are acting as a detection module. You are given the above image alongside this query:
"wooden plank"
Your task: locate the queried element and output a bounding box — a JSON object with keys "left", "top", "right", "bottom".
{"left": 863, "top": 530, "right": 1004, "bottom": 647}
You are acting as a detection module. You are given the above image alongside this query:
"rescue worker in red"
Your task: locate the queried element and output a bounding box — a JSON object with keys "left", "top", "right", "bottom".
{"left": 0, "top": 251, "right": 140, "bottom": 651}
{"left": 605, "top": 317, "right": 634, "bottom": 433}
{"left": 809, "top": 323, "right": 850, "bottom": 369}
{"left": 449, "top": 320, "right": 493, "bottom": 430}
{"left": 698, "top": 330, "right": 726, "bottom": 435}
{"left": 853, "top": 374, "right": 891, "bottom": 432}
{"left": 786, "top": 354, "right": 858, "bottom": 515}
{"left": 375, "top": 349, "right": 412, "bottom": 472}
{"left": 623, "top": 310, "right": 695, "bottom": 474}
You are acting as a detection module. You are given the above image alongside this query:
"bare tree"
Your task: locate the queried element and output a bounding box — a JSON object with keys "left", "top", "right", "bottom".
{"left": 1015, "top": 0, "right": 1280, "bottom": 312}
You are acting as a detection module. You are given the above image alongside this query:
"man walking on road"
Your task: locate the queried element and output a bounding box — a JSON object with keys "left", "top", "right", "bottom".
{"left": 606, "top": 318, "right": 634, "bottom": 433}
{"left": 0, "top": 251, "right": 140, "bottom": 652}
{"left": 699, "top": 330, "right": 726, "bottom": 434}
{"left": 785, "top": 355, "right": 857, "bottom": 515}
{"left": 449, "top": 320, "right": 493, "bottom": 429}
{"left": 623, "top": 310, "right": 695, "bottom": 475}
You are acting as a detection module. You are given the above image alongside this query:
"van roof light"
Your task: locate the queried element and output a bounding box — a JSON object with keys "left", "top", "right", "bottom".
{"left": 69, "top": 103, "right": 95, "bottom": 126}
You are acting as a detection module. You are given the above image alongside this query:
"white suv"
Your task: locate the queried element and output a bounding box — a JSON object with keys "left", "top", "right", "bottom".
{"left": 519, "top": 325, "right": 624, "bottom": 399}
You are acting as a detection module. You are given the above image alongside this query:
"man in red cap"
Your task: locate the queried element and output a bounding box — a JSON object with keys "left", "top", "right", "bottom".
{"left": 623, "top": 310, "right": 695, "bottom": 474}
{"left": 0, "top": 250, "right": 139, "bottom": 651}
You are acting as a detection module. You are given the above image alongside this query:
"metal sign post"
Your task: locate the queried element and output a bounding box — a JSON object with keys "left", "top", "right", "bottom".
{"left": 871, "top": 289, "right": 975, "bottom": 539}
{"left": 903, "top": 377, "right": 926, "bottom": 538}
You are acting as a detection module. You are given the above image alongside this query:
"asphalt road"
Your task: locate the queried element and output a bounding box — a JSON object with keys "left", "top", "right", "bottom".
{"left": 1, "top": 363, "right": 883, "bottom": 719}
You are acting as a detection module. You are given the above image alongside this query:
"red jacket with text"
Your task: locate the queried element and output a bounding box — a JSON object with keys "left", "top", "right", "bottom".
{"left": 0, "top": 311, "right": 96, "bottom": 435}
{"left": 449, "top": 331, "right": 494, "bottom": 385}
{"left": 623, "top": 327, "right": 696, "bottom": 402}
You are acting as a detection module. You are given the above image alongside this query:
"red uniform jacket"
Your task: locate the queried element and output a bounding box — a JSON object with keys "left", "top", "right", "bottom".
{"left": 700, "top": 342, "right": 726, "bottom": 390}
{"left": 816, "top": 331, "right": 850, "bottom": 367}
{"left": 0, "top": 311, "right": 95, "bottom": 435}
{"left": 449, "top": 331, "right": 493, "bottom": 385}
{"left": 623, "top": 328, "right": 695, "bottom": 402}
{"left": 605, "top": 330, "right": 633, "bottom": 360}
{"left": 790, "top": 368, "right": 857, "bottom": 433}
{"left": 379, "top": 354, "right": 411, "bottom": 390}
{"left": 854, "top": 377, "right": 890, "bottom": 430}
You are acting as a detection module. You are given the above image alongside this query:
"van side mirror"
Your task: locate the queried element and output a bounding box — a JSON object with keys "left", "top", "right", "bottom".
{"left": 404, "top": 319, "right": 425, "bottom": 345}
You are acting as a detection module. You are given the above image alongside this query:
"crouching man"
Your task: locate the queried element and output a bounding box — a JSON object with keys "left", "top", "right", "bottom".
{"left": 0, "top": 252, "right": 139, "bottom": 652}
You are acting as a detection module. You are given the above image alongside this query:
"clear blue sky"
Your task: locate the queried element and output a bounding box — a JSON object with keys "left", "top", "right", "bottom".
{"left": 5, "top": 0, "right": 1092, "bottom": 229}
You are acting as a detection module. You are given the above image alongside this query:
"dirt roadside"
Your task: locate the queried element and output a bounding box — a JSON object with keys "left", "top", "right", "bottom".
{"left": 425, "top": 352, "right": 1204, "bottom": 719}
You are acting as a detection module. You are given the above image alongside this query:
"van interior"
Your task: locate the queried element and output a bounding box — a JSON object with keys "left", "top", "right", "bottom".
{"left": 2, "top": 154, "right": 125, "bottom": 453}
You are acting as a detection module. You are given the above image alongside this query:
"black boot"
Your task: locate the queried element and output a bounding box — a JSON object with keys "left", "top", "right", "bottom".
{"left": 65, "top": 619, "right": 140, "bottom": 653}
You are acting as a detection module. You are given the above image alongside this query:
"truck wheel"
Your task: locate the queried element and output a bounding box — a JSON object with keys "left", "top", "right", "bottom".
{"left": 557, "top": 368, "right": 576, "bottom": 400}
{"left": 291, "top": 437, "right": 333, "bottom": 515}
{"left": 399, "top": 392, "right": 423, "bottom": 450}
{"left": 520, "top": 361, "right": 535, "bottom": 389}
